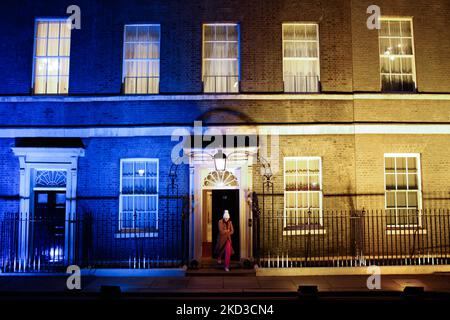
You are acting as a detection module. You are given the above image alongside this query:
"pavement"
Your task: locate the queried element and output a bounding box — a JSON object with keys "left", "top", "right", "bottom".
{"left": 1, "top": 273, "right": 450, "bottom": 294}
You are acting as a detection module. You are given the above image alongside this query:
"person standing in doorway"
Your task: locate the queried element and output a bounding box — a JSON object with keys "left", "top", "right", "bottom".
{"left": 215, "top": 210, "right": 234, "bottom": 271}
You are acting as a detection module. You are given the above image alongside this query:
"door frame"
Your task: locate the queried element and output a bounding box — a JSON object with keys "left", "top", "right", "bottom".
{"left": 188, "top": 147, "right": 256, "bottom": 262}
{"left": 210, "top": 189, "right": 241, "bottom": 260}
{"left": 12, "top": 147, "right": 85, "bottom": 264}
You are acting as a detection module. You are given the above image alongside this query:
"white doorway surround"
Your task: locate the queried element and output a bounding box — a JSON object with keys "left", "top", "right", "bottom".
{"left": 187, "top": 147, "right": 256, "bottom": 262}
{"left": 12, "top": 147, "right": 85, "bottom": 264}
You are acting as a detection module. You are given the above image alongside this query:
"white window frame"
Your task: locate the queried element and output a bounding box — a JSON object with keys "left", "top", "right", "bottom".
{"left": 118, "top": 158, "right": 159, "bottom": 237}
{"left": 384, "top": 153, "right": 422, "bottom": 228}
{"left": 282, "top": 23, "right": 321, "bottom": 93}
{"left": 32, "top": 18, "right": 71, "bottom": 95}
{"left": 378, "top": 17, "right": 417, "bottom": 92}
{"left": 283, "top": 156, "right": 324, "bottom": 235}
{"left": 122, "top": 24, "right": 161, "bottom": 94}
{"left": 202, "top": 23, "right": 240, "bottom": 93}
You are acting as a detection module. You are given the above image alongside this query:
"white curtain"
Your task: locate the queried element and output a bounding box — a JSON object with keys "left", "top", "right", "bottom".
{"left": 124, "top": 25, "right": 160, "bottom": 94}
{"left": 203, "top": 24, "right": 239, "bottom": 93}
{"left": 379, "top": 20, "right": 415, "bottom": 92}
{"left": 283, "top": 24, "right": 320, "bottom": 93}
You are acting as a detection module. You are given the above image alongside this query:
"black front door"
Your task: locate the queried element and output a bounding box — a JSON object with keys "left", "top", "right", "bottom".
{"left": 32, "top": 191, "right": 66, "bottom": 263}
{"left": 212, "top": 189, "right": 240, "bottom": 260}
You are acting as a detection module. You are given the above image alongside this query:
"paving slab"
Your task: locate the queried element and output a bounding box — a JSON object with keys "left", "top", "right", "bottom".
{"left": 257, "top": 279, "right": 296, "bottom": 289}
{"left": 223, "top": 277, "right": 259, "bottom": 289}
{"left": 187, "top": 277, "right": 224, "bottom": 289}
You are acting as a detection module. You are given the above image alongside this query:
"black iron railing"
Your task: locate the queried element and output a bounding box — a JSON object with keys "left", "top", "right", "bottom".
{"left": 254, "top": 209, "right": 450, "bottom": 268}
{"left": 203, "top": 75, "right": 239, "bottom": 93}
{"left": 283, "top": 75, "right": 320, "bottom": 93}
{"left": 0, "top": 210, "right": 189, "bottom": 273}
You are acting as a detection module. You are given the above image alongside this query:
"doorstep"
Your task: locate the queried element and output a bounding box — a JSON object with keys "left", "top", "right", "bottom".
{"left": 256, "top": 265, "right": 450, "bottom": 276}
{"left": 0, "top": 268, "right": 186, "bottom": 277}
{"left": 81, "top": 268, "right": 186, "bottom": 277}
{"left": 186, "top": 268, "right": 256, "bottom": 277}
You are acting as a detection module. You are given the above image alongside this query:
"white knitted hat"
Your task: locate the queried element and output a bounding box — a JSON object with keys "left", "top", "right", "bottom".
{"left": 223, "top": 210, "right": 230, "bottom": 220}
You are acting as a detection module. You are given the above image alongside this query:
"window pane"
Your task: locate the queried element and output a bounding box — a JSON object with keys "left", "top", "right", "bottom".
{"left": 283, "top": 25, "right": 295, "bottom": 40}
{"left": 385, "top": 157, "right": 395, "bottom": 172}
{"left": 125, "top": 26, "right": 138, "bottom": 41}
{"left": 34, "top": 77, "right": 46, "bottom": 94}
{"left": 408, "top": 191, "right": 418, "bottom": 207}
{"left": 408, "top": 174, "right": 418, "bottom": 189}
{"left": 138, "top": 26, "right": 150, "bottom": 41}
{"left": 286, "top": 193, "right": 296, "bottom": 208}
{"left": 396, "top": 192, "right": 407, "bottom": 207}
{"left": 215, "top": 25, "right": 226, "bottom": 41}
{"left": 46, "top": 76, "right": 58, "bottom": 93}
{"left": 48, "top": 22, "right": 60, "bottom": 38}
{"left": 37, "top": 22, "right": 48, "bottom": 37}
{"left": 36, "top": 38, "right": 47, "bottom": 56}
{"left": 297, "top": 192, "right": 307, "bottom": 208}
{"left": 386, "top": 192, "right": 396, "bottom": 208}
{"left": 309, "top": 175, "right": 320, "bottom": 190}
{"left": 294, "top": 24, "right": 306, "bottom": 40}
{"left": 58, "top": 76, "right": 69, "bottom": 94}
{"left": 47, "top": 58, "right": 59, "bottom": 76}
{"left": 47, "top": 39, "right": 59, "bottom": 56}
{"left": 379, "top": 38, "right": 391, "bottom": 55}
{"left": 390, "top": 57, "right": 401, "bottom": 74}
{"left": 401, "top": 38, "right": 413, "bottom": 55}
{"left": 400, "top": 21, "right": 412, "bottom": 37}
{"left": 407, "top": 157, "right": 417, "bottom": 171}
{"left": 59, "top": 39, "right": 70, "bottom": 56}
{"left": 204, "top": 25, "right": 214, "bottom": 41}
{"left": 305, "top": 25, "right": 317, "bottom": 40}
{"left": 309, "top": 192, "right": 320, "bottom": 208}
{"left": 35, "top": 58, "right": 47, "bottom": 76}
{"left": 386, "top": 174, "right": 396, "bottom": 190}
{"left": 396, "top": 157, "right": 407, "bottom": 172}
{"left": 397, "top": 174, "right": 407, "bottom": 189}
{"left": 380, "top": 21, "right": 389, "bottom": 36}
{"left": 59, "top": 58, "right": 70, "bottom": 76}
{"left": 389, "top": 21, "right": 401, "bottom": 36}
{"left": 60, "top": 21, "right": 71, "bottom": 38}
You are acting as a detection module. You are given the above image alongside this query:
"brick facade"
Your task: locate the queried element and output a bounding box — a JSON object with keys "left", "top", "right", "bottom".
{"left": 0, "top": 0, "right": 449, "bottom": 265}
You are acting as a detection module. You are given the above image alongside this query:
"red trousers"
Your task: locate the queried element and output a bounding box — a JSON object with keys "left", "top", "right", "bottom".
{"left": 224, "top": 239, "right": 231, "bottom": 268}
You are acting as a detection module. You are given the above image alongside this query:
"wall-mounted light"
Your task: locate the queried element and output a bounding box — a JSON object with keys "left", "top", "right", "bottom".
{"left": 213, "top": 149, "right": 227, "bottom": 172}
{"left": 138, "top": 169, "right": 145, "bottom": 177}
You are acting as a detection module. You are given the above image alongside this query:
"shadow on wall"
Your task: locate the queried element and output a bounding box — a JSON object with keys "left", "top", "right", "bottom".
{"left": 196, "top": 108, "right": 257, "bottom": 125}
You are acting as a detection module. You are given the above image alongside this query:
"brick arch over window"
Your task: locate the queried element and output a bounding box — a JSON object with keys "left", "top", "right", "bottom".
{"left": 196, "top": 108, "right": 256, "bottom": 124}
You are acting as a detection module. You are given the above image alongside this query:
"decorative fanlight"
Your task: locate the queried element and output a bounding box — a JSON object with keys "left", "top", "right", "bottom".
{"left": 35, "top": 170, "right": 67, "bottom": 188}
{"left": 204, "top": 170, "right": 238, "bottom": 188}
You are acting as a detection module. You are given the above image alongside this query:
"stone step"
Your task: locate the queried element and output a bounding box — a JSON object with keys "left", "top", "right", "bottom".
{"left": 186, "top": 268, "right": 256, "bottom": 277}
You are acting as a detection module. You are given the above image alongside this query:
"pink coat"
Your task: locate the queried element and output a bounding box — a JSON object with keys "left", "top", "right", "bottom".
{"left": 214, "top": 219, "right": 235, "bottom": 256}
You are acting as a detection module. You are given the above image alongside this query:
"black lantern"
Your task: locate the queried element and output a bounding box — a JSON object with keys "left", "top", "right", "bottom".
{"left": 213, "top": 149, "right": 227, "bottom": 171}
